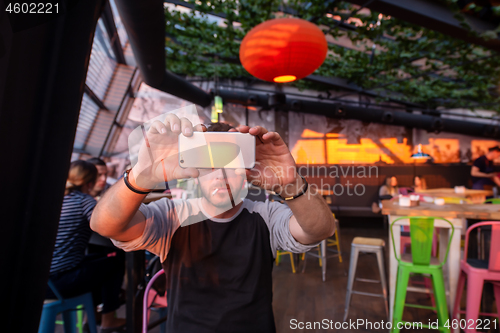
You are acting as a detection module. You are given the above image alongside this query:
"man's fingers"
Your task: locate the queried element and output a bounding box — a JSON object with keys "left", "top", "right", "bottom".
{"left": 180, "top": 117, "right": 194, "bottom": 137}
{"left": 262, "top": 131, "right": 284, "bottom": 144}
{"left": 194, "top": 124, "right": 207, "bottom": 132}
{"left": 149, "top": 120, "right": 168, "bottom": 134}
{"left": 236, "top": 125, "right": 250, "bottom": 133}
{"left": 164, "top": 114, "right": 181, "bottom": 133}
{"left": 249, "top": 126, "right": 269, "bottom": 144}
{"left": 249, "top": 126, "right": 268, "bottom": 136}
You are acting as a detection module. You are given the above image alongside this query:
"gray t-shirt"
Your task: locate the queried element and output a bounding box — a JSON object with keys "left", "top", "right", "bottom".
{"left": 112, "top": 198, "right": 318, "bottom": 262}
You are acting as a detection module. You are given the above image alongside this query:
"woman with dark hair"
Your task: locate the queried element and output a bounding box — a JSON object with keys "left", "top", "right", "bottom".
{"left": 372, "top": 176, "right": 399, "bottom": 214}
{"left": 413, "top": 175, "right": 427, "bottom": 193}
{"left": 48, "top": 160, "right": 126, "bottom": 333}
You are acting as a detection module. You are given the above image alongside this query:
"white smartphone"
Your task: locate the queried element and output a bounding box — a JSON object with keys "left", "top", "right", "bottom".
{"left": 178, "top": 132, "right": 256, "bottom": 169}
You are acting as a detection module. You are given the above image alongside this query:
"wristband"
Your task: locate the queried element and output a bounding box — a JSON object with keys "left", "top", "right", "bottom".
{"left": 277, "top": 175, "right": 308, "bottom": 201}
{"left": 123, "top": 169, "right": 151, "bottom": 195}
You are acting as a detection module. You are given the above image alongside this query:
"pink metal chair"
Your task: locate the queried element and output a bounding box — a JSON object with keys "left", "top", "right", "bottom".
{"left": 452, "top": 221, "right": 500, "bottom": 333}
{"left": 142, "top": 269, "right": 167, "bottom": 333}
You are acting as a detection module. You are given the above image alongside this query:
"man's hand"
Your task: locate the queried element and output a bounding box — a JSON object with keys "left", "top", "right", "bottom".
{"left": 233, "top": 125, "right": 300, "bottom": 195}
{"left": 234, "top": 125, "right": 334, "bottom": 245}
{"left": 131, "top": 114, "right": 206, "bottom": 190}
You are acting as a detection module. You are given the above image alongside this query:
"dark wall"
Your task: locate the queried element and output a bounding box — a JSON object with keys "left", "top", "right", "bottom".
{"left": 0, "top": 1, "right": 103, "bottom": 331}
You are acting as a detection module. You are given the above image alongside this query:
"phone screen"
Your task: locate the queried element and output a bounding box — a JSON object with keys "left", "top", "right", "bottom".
{"left": 178, "top": 132, "right": 255, "bottom": 169}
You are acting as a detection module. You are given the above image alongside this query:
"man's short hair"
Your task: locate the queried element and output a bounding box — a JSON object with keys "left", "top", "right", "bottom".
{"left": 489, "top": 146, "right": 500, "bottom": 152}
{"left": 87, "top": 157, "right": 106, "bottom": 166}
{"left": 206, "top": 123, "right": 234, "bottom": 132}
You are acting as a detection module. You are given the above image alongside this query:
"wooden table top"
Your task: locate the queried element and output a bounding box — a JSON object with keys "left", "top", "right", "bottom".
{"left": 382, "top": 199, "right": 500, "bottom": 220}
{"left": 417, "top": 188, "right": 493, "bottom": 198}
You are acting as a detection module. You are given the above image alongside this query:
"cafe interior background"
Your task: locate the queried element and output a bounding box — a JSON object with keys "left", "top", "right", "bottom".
{"left": 3, "top": 0, "right": 500, "bottom": 332}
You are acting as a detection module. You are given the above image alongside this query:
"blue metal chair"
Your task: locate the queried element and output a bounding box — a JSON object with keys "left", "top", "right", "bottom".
{"left": 38, "top": 280, "right": 97, "bottom": 333}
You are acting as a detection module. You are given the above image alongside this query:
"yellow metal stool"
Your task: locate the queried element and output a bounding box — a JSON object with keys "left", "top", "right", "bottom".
{"left": 276, "top": 250, "right": 296, "bottom": 273}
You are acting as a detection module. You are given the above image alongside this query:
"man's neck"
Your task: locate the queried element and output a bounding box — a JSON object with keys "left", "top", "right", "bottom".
{"left": 200, "top": 198, "right": 243, "bottom": 219}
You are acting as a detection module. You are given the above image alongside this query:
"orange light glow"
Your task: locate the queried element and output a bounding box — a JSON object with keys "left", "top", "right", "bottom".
{"left": 326, "top": 133, "right": 345, "bottom": 138}
{"left": 302, "top": 129, "right": 327, "bottom": 138}
{"left": 291, "top": 129, "right": 412, "bottom": 164}
{"left": 291, "top": 129, "right": 471, "bottom": 165}
{"left": 273, "top": 75, "right": 297, "bottom": 83}
{"left": 419, "top": 139, "right": 460, "bottom": 163}
{"left": 326, "top": 138, "right": 414, "bottom": 164}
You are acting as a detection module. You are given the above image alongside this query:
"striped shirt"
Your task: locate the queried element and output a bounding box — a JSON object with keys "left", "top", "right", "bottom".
{"left": 50, "top": 191, "right": 96, "bottom": 275}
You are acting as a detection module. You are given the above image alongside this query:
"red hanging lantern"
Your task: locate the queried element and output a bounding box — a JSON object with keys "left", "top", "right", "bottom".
{"left": 239, "top": 18, "right": 328, "bottom": 83}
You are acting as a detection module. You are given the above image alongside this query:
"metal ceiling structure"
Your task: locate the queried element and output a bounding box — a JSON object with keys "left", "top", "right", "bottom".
{"left": 110, "top": 0, "right": 500, "bottom": 137}
{"left": 114, "top": 0, "right": 212, "bottom": 107}
{"left": 217, "top": 88, "right": 500, "bottom": 139}
{"left": 159, "top": 0, "right": 500, "bottom": 113}
{"left": 344, "top": 0, "right": 500, "bottom": 52}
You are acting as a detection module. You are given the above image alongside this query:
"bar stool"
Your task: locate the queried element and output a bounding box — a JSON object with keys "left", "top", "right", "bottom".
{"left": 343, "top": 237, "right": 388, "bottom": 322}
{"left": 302, "top": 219, "right": 343, "bottom": 281}
{"left": 276, "top": 250, "right": 296, "bottom": 273}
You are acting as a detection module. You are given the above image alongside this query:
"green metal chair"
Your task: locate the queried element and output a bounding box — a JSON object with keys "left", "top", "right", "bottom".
{"left": 390, "top": 216, "right": 454, "bottom": 333}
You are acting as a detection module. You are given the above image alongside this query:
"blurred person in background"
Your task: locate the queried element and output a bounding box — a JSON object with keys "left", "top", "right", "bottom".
{"left": 471, "top": 146, "right": 500, "bottom": 190}
{"left": 413, "top": 175, "right": 427, "bottom": 192}
{"left": 87, "top": 157, "right": 110, "bottom": 198}
{"left": 372, "top": 176, "right": 399, "bottom": 213}
{"left": 106, "top": 164, "right": 118, "bottom": 185}
{"left": 87, "top": 158, "right": 127, "bottom": 303}
{"left": 47, "top": 160, "right": 126, "bottom": 333}
{"left": 379, "top": 176, "right": 399, "bottom": 199}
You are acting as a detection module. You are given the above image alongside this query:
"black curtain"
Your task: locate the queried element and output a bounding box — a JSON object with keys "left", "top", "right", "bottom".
{"left": 0, "top": 0, "right": 104, "bottom": 331}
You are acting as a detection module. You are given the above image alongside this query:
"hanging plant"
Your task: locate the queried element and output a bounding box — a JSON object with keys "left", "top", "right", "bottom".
{"left": 164, "top": 0, "right": 500, "bottom": 112}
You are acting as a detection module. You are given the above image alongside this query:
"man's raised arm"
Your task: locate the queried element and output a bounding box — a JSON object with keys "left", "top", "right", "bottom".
{"left": 90, "top": 115, "right": 204, "bottom": 242}
{"left": 279, "top": 175, "right": 335, "bottom": 245}
{"left": 90, "top": 173, "right": 148, "bottom": 242}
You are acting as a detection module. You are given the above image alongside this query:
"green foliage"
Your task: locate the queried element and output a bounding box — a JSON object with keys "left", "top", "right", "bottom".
{"left": 164, "top": 0, "right": 500, "bottom": 111}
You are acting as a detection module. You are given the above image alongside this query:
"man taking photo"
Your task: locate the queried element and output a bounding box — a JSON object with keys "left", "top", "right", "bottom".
{"left": 90, "top": 114, "right": 335, "bottom": 333}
